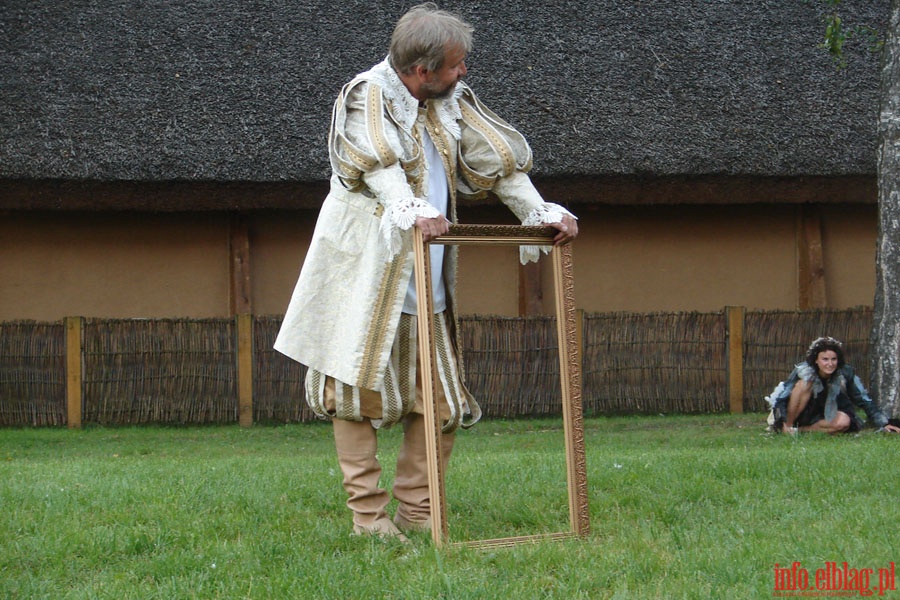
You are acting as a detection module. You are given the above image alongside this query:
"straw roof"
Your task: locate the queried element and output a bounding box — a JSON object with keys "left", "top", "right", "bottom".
{"left": 0, "top": 1, "right": 887, "bottom": 202}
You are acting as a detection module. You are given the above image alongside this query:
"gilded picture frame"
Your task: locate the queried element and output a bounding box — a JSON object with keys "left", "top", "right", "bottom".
{"left": 413, "top": 224, "right": 589, "bottom": 548}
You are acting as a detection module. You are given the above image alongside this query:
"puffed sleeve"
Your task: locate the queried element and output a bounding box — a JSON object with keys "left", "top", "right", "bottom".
{"left": 329, "top": 79, "right": 439, "bottom": 259}
{"left": 456, "top": 84, "right": 576, "bottom": 263}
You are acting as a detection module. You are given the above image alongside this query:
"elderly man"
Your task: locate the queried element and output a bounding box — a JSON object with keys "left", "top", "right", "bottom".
{"left": 275, "top": 2, "right": 578, "bottom": 540}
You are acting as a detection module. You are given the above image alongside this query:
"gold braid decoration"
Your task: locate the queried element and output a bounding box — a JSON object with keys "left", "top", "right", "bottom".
{"left": 459, "top": 101, "right": 516, "bottom": 176}
{"left": 366, "top": 84, "right": 398, "bottom": 168}
{"left": 357, "top": 253, "right": 407, "bottom": 390}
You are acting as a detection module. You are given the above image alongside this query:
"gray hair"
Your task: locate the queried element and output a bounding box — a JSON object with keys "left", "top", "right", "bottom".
{"left": 389, "top": 3, "right": 473, "bottom": 74}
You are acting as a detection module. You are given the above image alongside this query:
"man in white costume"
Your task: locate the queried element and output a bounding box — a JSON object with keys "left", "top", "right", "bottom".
{"left": 275, "top": 2, "right": 578, "bottom": 540}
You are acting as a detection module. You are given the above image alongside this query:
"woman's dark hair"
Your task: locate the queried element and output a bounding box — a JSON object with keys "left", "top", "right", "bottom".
{"left": 805, "top": 336, "right": 845, "bottom": 369}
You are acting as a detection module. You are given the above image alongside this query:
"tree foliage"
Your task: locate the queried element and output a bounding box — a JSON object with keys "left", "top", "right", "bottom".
{"left": 820, "top": 0, "right": 883, "bottom": 67}
{"left": 819, "top": 1, "right": 900, "bottom": 418}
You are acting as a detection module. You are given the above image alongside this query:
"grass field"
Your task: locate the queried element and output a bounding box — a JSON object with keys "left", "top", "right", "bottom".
{"left": 1, "top": 414, "right": 898, "bottom": 599}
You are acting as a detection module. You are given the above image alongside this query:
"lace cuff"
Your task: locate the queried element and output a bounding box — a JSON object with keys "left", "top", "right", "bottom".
{"left": 522, "top": 203, "right": 577, "bottom": 227}
{"left": 363, "top": 166, "right": 440, "bottom": 260}
{"left": 379, "top": 196, "right": 440, "bottom": 258}
{"left": 519, "top": 203, "right": 578, "bottom": 264}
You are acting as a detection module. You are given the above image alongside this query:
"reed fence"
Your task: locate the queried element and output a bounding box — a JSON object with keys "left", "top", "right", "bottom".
{"left": 459, "top": 315, "right": 561, "bottom": 418}
{"left": 82, "top": 319, "right": 237, "bottom": 424}
{"left": 583, "top": 311, "right": 726, "bottom": 415}
{"left": 0, "top": 321, "right": 66, "bottom": 426}
{"left": 0, "top": 307, "right": 875, "bottom": 427}
{"left": 253, "top": 317, "right": 314, "bottom": 423}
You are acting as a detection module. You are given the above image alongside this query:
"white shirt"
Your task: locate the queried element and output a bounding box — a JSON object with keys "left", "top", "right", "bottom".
{"left": 402, "top": 128, "right": 447, "bottom": 314}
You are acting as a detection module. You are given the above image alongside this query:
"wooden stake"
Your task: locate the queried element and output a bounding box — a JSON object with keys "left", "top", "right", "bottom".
{"left": 726, "top": 306, "right": 745, "bottom": 414}
{"left": 237, "top": 313, "right": 253, "bottom": 427}
{"left": 230, "top": 214, "right": 252, "bottom": 315}
{"left": 518, "top": 260, "right": 543, "bottom": 316}
{"left": 65, "top": 316, "right": 83, "bottom": 429}
{"left": 797, "top": 206, "right": 826, "bottom": 309}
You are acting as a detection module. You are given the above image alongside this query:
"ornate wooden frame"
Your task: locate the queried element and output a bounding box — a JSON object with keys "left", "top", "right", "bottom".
{"left": 413, "top": 224, "right": 589, "bottom": 548}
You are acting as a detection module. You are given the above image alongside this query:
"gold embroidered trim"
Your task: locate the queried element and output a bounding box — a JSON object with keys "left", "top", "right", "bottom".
{"left": 397, "top": 314, "right": 415, "bottom": 415}
{"left": 329, "top": 89, "right": 379, "bottom": 186}
{"left": 425, "top": 110, "right": 457, "bottom": 198}
{"left": 458, "top": 159, "right": 496, "bottom": 191}
{"left": 339, "top": 143, "right": 378, "bottom": 173}
{"left": 336, "top": 381, "right": 357, "bottom": 421}
{"left": 366, "top": 84, "right": 398, "bottom": 167}
{"left": 459, "top": 100, "right": 516, "bottom": 177}
{"left": 305, "top": 368, "right": 325, "bottom": 416}
{"left": 358, "top": 253, "right": 407, "bottom": 389}
{"left": 381, "top": 362, "right": 401, "bottom": 424}
{"left": 433, "top": 312, "right": 461, "bottom": 431}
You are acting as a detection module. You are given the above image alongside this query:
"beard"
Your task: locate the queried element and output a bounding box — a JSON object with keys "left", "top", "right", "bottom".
{"left": 420, "top": 78, "right": 458, "bottom": 100}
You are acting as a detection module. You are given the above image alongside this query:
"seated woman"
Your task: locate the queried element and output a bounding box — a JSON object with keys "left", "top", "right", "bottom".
{"left": 767, "top": 336, "right": 899, "bottom": 434}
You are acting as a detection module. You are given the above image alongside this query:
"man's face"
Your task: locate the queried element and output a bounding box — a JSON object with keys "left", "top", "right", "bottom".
{"left": 815, "top": 350, "right": 839, "bottom": 378}
{"left": 419, "top": 44, "right": 467, "bottom": 99}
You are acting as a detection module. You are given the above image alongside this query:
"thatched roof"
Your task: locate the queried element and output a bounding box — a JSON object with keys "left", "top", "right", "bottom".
{"left": 0, "top": 1, "right": 887, "bottom": 202}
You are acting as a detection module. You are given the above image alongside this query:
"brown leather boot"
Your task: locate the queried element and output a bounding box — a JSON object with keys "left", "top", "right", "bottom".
{"left": 332, "top": 418, "right": 407, "bottom": 542}
{"left": 392, "top": 413, "right": 455, "bottom": 532}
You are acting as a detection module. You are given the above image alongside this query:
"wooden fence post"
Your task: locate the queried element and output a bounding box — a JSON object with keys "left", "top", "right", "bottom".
{"left": 518, "top": 261, "right": 543, "bottom": 316}
{"left": 237, "top": 313, "right": 253, "bottom": 427}
{"left": 230, "top": 214, "right": 252, "bottom": 315}
{"left": 797, "top": 205, "right": 827, "bottom": 309}
{"left": 65, "top": 316, "right": 83, "bottom": 429}
{"left": 726, "top": 306, "right": 745, "bottom": 414}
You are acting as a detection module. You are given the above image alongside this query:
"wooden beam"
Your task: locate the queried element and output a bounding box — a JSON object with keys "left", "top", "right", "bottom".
{"left": 518, "top": 261, "right": 543, "bottom": 316}
{"left": 65, "top": 316, "right": 83, "bottom": 429}
{"left": 229, "top": 214, "right": 252, "bottom": 315}
{"left": 236, "top": 313, "right": 253, "bottom": 428}
{"left": 797, "top": 206, "right": 827, "bottom": 309}
{"left": 726, "top": 306, "right": 744, "bottom": 414}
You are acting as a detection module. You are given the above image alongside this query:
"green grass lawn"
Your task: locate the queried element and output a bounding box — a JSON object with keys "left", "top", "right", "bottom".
{"left": 1, "top": 414, "right": 898, "bottom": 599}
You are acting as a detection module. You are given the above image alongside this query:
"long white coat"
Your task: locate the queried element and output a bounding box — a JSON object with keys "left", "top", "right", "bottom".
{"left": 274, "top": 59, "right": 573, "bottom": 391}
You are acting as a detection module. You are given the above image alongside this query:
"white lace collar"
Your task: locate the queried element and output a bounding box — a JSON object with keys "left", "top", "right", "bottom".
{"left": 357, "top": 57, "right": 463, "bottom": 140}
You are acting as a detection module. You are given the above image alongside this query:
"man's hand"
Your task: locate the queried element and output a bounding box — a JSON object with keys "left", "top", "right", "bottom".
{"left": 415, "top": 215, "right": 450, "bottom": 242}
{"left": 880, "top": 423, "right": 900, "bottom": 433}
{"left": 550, "top": 214, "right": 578, "bottom": 245}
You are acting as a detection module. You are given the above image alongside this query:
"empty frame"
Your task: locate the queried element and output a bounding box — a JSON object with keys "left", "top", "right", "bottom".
{"left": 413, "top": 224, "right": 589, "bottom": 548}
